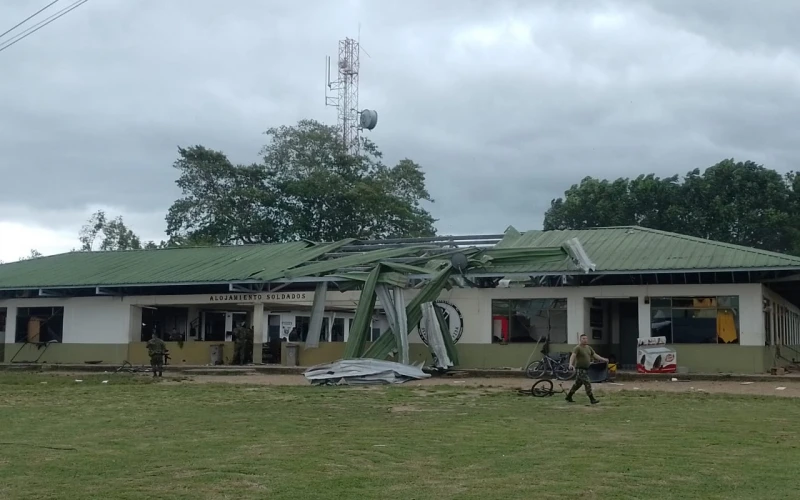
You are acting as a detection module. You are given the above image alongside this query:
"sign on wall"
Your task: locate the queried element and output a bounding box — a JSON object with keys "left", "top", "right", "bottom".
{"left": 208, "top": 293, "right": 310, "bottom": 303}
{"left": 417, "top": 300, "right": 464, "bottom": 345}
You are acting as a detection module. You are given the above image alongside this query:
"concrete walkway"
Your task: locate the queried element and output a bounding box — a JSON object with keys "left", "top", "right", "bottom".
{"left": 2, "top": 362, "right": 800, "bottom": 383}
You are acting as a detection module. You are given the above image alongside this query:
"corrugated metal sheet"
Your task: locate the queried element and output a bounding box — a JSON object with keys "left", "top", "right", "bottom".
{"left": 490, "top": 226, "right": 800, "bottom": 273}
{"left": 4, "top": 226, "right": 800, "bottom": 289}
{"left": 0, "top": 241, "right": 328, "bottom": 288}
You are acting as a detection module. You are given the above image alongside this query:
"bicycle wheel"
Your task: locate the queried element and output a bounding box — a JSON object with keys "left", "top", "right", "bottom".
{"left": 526, "top": 361, "right": 546, "bottom": 379}
{"left": 554, "top": 363, "right": 575, "bottom": 381}
{"left": 531, "top": 378, "right": 554, "bottom": 397}
{"left": 115, "top": 361, "right": 133, "bottom": 373}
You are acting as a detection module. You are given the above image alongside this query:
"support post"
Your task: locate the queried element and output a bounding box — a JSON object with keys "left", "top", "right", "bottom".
{"left": 305, "top": 282, "right": 329, "bottom": 349}
{"left": 252, "top": 304, "right": 264, "bottom": 364}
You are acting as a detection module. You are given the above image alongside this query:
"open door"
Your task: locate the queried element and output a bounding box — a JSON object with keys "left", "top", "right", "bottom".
{"left": 618, "top": 302, "right": 639, "bottom": 369}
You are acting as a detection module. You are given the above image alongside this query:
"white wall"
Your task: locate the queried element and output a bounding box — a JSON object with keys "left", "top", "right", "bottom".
{"left": 1, "top": 297, "right": 131, "bottom": 345}
{"left": 0, "top": 282, "right": 767, "bottom": 347}
{"left": 451, "top": 283, "right": 764, "bottom": 346}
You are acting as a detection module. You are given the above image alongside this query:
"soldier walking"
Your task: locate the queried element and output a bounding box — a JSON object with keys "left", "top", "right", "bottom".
{"left": 566, "top": 334, "right": 607, "bottom": 404}
{"left": 146, "top": 333, "right": 167, "bottom": 378}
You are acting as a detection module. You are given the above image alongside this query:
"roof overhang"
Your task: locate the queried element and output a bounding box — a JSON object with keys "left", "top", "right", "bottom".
{"left": 3, "top": 266, "right": 800, "bottom": 298}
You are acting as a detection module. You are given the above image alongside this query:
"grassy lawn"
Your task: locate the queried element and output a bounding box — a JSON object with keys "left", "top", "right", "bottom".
{"left": 0, "top": 374, "right": 798, "bottom": 500}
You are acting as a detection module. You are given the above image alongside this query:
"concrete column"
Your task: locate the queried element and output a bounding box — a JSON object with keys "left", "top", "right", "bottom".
{"left": 252, "top": 304, "right": 264, "bottom": 364}
{"left": 637, "top": 295, "right": 651, "bottom": 340}
{"left": 567, "top": 297, "right": 589, "bottom": 344}
{"left": 739, "top": 286, "right": 764, "bottom": 346}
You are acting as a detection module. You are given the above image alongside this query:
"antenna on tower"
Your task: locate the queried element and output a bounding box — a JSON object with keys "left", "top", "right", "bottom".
{"left": 324, "top": 33, "right": 378, "bottom": 157}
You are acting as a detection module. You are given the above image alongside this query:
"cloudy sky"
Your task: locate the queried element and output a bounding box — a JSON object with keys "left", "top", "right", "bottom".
{"left": 1, "top": 0, "right": 798, "bottom": 261}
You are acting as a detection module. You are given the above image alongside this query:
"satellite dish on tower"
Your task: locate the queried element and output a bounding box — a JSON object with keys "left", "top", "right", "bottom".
{"left": 359, "top": 109, "right": 378, "bottom": 130}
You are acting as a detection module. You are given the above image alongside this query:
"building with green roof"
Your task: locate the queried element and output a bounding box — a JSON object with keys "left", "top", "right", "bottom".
{"left": 1, "top": 226, "right": 799, "bottom": 373}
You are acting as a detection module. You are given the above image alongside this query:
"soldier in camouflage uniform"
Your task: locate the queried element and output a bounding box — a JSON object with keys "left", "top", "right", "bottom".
{"left": 232, "top": 322, "right": 247, "bottom": 365}
{"left": 245, "top": 326, "right": 254, "bottom": 364}
{"left": 566, "top": 334, "right": 607, "bottom": 404}
{"left": 146, "top": 333, "right": 167, "bottom": 377}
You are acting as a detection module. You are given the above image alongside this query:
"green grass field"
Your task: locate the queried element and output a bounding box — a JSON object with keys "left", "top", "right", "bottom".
{"left": 0, "top": 373, "right": 798, "bottom": 500}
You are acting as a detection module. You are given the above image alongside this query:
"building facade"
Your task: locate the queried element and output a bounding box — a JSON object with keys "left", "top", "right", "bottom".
{"left": 3, "top": 226, "right": 800, "bottom": 373}
{"left": 2, "top": 281, "right": 799, "bottom": 373}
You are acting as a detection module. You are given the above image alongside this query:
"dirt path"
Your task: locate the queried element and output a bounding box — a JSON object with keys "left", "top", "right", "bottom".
{"left": 39, "top": 371, "right": 800, "bottom": 398}
{"left": 148, "top": 373, "right": 800, "bottom": 398}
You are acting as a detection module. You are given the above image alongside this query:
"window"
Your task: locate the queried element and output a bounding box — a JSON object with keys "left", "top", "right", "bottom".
{"left": 0, "top": 308, "right": 6, "bottom": 333}
{"left": 331, "top": 318, "right": 345, "bottom": 342}
{"left": 348, "top": 318, "right": 382, "bottom": 342}
{"left": 650, "top": 296, "right": 739, "bottom": 344}
{"left": 15, "top": 307, "right": 64, "bottom": 343}
{"left": 763, "top": 298, "right": 772, "bottom": 346}
{"left": 141, "top": 307, "right": 189, "bottom": 341}
{"left": 491, "top": 299, "right": 567, "bottom": 343}
{"left": 766, "top": 299, "right": 800, "bottom": 346}
{"left": 294, "top": 316, "right": 329, "bottom": 342}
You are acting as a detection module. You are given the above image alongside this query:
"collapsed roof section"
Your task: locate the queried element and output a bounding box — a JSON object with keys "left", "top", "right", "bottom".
{"left": 318, "top": 231, "right": 597, "bottom": 367}
{"left": 0, "top": 229, "right": 592, "bottom": 296}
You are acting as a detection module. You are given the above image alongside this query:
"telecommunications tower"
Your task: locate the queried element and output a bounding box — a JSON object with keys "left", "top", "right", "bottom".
{"left": 325, "top": 36, "right": 378, "bottom": 156}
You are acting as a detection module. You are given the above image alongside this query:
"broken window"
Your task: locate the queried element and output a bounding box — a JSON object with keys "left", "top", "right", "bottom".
{"left": 348, "top": 318, "right": 381, "bottom": 342}
{"left": 141, "top": 307, "right": 189, "bottom": 341}
{"left": 491, "top": 299, "right": 567, "bottom": 343}
{"left": 331, "top": 317, "right": 345, "bottom": 342}
{"left": 650, "top": 296, "right": 740, "bottom": 344}
{"left": 14, "top": 307, "right": 64, "bottom": 343}
{"left": 295, "top": 315, "right": 329, "bottom": 342}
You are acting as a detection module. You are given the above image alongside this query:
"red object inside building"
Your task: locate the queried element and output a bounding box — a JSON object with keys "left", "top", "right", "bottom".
{"left": 492, "top": 315, "right": 509, "bottom": 343}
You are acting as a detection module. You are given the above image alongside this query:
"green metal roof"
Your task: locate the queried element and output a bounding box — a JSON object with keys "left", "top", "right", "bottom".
{"left": 3, "top": 226, "right": 799, "bottom": 290}
{"left": 490, "top": 226, "right": 800, "bottom": 274}
{"left": 0, "top": 238, "right": 455, "bottom": 290}
{"left": 0, "top": 241, "right": 344, "bottom": 289}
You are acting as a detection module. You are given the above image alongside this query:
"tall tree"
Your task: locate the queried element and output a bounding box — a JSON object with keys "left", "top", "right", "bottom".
{"left": 166, "top": 119, "right": 436, "bottom": 244}
{"left": 165, "top": 146, "right": 279, "bottom": 245}
{"left": 544, "top": 159, "right": 799, "bottom": 254}
{"left": 79, "top": 210, "right": 149, "bottom": 251}
{"left": 19, "top": 249, "right": 42, "bottom": 261}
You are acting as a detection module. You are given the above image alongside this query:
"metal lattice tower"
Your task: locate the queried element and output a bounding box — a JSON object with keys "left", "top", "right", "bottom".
{"left": 326, "top": 38, "right": 361, "bottom": 156}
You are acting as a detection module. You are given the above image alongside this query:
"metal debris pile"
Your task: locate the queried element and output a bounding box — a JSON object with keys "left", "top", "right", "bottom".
{"left": 304, "top": 359, "right": 430, "bottom": 385}
{"left": 300, "top": 229, "right": 597, "bottom": 385}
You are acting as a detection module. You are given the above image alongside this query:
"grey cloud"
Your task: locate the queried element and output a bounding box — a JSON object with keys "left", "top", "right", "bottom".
{"left": 1, "top": 0, "right": 799, "bottom": 243}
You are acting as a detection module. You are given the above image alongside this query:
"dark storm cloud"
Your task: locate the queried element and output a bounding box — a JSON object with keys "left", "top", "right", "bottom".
{"left": 1, "top": 0, "right": 799, "bottom": 244}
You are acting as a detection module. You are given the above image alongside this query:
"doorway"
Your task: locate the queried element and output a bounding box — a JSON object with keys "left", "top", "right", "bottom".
{"left": 618, "top": 301, "right": 640, "bottom": 369}
{"left": 204, "top": 312, "right": 227, "bottom": 341}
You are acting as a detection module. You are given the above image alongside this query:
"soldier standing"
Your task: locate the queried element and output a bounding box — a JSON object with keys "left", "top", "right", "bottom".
{"left": 232, "top": 322, "right": 247, "bottom": 365}
{"left": 246, "top": 325, "right": 255, "bottom": 364}
{"left": 146, "top": 333, "right": 167, "bottom": 378}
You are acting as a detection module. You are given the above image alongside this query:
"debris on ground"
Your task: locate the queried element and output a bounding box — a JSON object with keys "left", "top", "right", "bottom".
{"left": 304, "top": 359, "right": 431, "bottom": 386}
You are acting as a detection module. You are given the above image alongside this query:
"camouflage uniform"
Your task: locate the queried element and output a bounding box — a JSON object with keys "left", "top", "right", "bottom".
{"left": 146, "top": 335, "right": 167, "bottom": 377}
{"left": 568, "top": 368, "right": 594, "bottom": 400}
{"left": 567, "top": 343, "right": 599, "bottom": 404}
{"left": 233, "top": 325, "right": 247, "bottom": 365}
{"left": 245, "top": 326, "right": 254, "bottom": 364}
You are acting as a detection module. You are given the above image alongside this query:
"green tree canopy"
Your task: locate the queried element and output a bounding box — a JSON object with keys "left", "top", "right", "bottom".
{"left": 79, "top": 210, "right": 163, "bottom": 251}
{"left": 166, "top": 119, "right": 437, "bottom": 245}
{"left": 544, "top": 159, "right": 800, "bottom": 254}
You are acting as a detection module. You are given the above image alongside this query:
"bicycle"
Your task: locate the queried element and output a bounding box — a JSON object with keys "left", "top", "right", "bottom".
{"left": 531, "top": 378, "right": 566, "bottom": 397}
{"left": 516, "top": 378, "right": 567, "bottom": 397}
{"left": 525, "top": 353, "right": 575, "bottom": 381}
{"left": 115, "top": 361, "right": 150, "bottom": 374}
